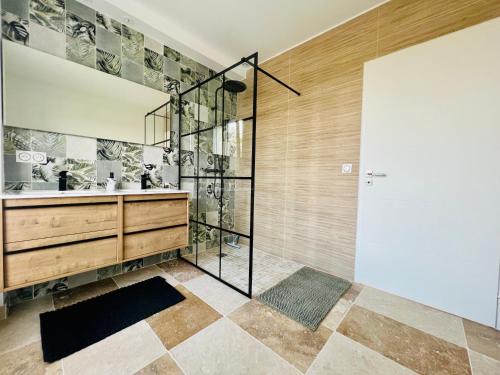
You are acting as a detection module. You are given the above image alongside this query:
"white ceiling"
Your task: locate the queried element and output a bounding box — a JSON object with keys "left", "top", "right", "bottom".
{"left": 93, "top": 0, "right": 386, "bottom": 70}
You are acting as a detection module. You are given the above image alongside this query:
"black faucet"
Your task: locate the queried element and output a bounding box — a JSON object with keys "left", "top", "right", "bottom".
{"left": 141, "top": 172, "right": 152, "bottom": 189}
{"left": 58, "top": 171, "right": 70, "bottom": 191}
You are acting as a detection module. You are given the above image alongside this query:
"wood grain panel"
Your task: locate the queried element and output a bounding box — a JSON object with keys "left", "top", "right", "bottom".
{"left": 2, "top": 196, "right": 116, "bottom": 207}
{"left": 117, "top": 195, "right": 124, "bottom": 262}
{"left": 123, "top": 226, "right": 188, "bottom": 260}
{"left": 254, "top": 0, "right": 498, "bottom": 279}
{"left": 123, "top": 199, "right": 188, "bottom": 233}
{"left": 4, "top": 204, "right": 117, "bottom": 248}
{"left": 378, "top": 0, "right": 500, "bottom": 56}
{"left": 239, "top": 52, "right": 292, "bottom": 257}
{"left": 123, "top": 193, "right": 188, "bottom": 201}
{"left": 4, "top": 229, "right": 117, "bottom": 253}
{"left": 4, "top": 238, "right": 117, "bottom": 288}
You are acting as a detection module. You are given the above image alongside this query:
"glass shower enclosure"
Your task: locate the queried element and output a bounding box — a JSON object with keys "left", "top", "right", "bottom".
{"left": 178, "top": 53, "right": 258, "bottom": 297}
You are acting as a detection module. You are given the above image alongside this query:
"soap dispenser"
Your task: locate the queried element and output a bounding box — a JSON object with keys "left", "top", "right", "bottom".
{"left": 106, "top": 172, "right": 116, "bottom": 192}
{"left": 58, "top": 171, "right": 70, "bottom": 191}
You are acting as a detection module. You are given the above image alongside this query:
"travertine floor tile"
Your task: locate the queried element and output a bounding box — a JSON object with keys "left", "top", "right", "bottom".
{"left": 322, "top": 283, "right": 363, "bottom": 330}
{"left": 338, "top": 305, "right": 472, "bottom": 375}
{"left": 230, "top": 299, "right": 331, "bottom": 372}
{"left": 113, "top": 265, "right": 179, "bottom": 288}
{"left": 306, "top": 333, "right": 417, "bottom": 375}
{"left": 463, "top": 319, "right": 500, "bottom": 362}
{"left": 183, "top": 275, "right": 249, "bottom": 315}
{"left": 147, "top": 285, "right": 221, "bottom": 349}
{"left": 0, "top": 296, "right": 53, "bottom": 355}
{"left": 0, "top": 341, "right": 62, "bottom": 375}
{"left": 63, "top": 321, "right": 166, "bottom": 375}
{"left": 182, "top": 248, "right": 303, "bottom": 296}
{"left": 355, "top": 286, "right": 467, "bottom": 347}
{"left": 53, "top": 278, "right": 118, "bottom": 309}
{"left": 157, "top": 260, "right": 204, "bottom": 283}
{"left": 172, "top": 318, "right": 301, "bottom": 375}
{"left": 134, "top": 353, "right": 184, "bottom": 375}
{"left": 469, "top": 350, "right": 500, "bottom": 375}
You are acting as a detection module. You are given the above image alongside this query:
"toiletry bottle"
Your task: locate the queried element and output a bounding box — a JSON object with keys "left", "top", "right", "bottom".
{"left": 106, "top": 172, "right": 116, "bottom": 192}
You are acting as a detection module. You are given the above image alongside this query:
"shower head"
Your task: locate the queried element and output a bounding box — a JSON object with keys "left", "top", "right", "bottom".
{"left": 223, "top": 80, "right": 247, "bottom": 93}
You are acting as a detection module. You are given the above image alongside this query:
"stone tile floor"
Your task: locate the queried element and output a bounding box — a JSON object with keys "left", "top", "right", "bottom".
{"left": 184, "top": 246, "right": 303, "bottom": 295}
{"left": 0, "top": 253, "right": 499, "bottom": 375}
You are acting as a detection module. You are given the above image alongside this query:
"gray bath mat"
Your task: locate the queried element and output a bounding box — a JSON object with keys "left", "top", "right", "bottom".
{"left": 257, "top": 267, "right": 351, "bottom": 330}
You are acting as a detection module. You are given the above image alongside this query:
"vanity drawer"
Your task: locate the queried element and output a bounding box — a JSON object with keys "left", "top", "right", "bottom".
{"left": 4, "top": 237, "right": 117, "bottom": 288}
{"left": 124, "top": 226, "right": 188, "bottom": 260}
{"left": 3, "top": 203, "right": 118, "bottom": 252}
{"left": 124, "top": 199, "right": 188, "bottom": 233}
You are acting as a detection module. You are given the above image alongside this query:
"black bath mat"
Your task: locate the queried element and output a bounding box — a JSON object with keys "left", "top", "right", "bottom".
{"left": 40, "top": 276, "right": 185, "bottom": 363}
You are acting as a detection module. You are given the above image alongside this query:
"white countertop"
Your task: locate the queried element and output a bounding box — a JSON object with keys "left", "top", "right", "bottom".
{"left": 1, "top": 188, "right": 190, "bottom": 199}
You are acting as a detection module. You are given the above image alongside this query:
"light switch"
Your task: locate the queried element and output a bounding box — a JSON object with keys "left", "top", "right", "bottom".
{"left": 342, "top": 164, "right": 352, "bottom": 174}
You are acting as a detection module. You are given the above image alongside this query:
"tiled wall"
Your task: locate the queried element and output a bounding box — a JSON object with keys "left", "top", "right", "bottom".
{"left": 3, "top": 126, "right": 180, "bottom": 190}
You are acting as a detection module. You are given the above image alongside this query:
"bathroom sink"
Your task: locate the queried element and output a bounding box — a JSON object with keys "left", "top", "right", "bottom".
{"left": 59, "top": 190, "right": 98, "bottom": 195}
{"left": 116, "top": 189, "right": 151, "bottom": 193}
{"left": 116, "top": 188, "right": 179, "bottom": 194}
{"left": 4, "top": 190, "right": 100, "bottom": 195}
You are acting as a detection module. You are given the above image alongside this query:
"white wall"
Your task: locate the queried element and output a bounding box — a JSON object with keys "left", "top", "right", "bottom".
{"left": 356, "top": 18, "right": 500, "bottom": 327}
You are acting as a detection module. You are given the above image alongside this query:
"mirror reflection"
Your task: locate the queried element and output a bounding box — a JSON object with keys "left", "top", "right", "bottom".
{"left": 2, "top": 40, "right": 169, "bottom": 145}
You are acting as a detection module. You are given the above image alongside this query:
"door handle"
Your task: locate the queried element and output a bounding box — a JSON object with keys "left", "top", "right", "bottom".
{"left": 365, "top": 170, "right": 387, "bottom": 177}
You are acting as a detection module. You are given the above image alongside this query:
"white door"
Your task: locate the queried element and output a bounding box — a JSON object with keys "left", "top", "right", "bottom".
{"left": 355, "top": 18, "right": 500, "bottom": 328}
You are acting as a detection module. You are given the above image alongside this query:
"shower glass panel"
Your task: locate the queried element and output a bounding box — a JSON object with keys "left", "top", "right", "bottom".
{"left": 179, "top": 54, "right": 257, "bottom": 297}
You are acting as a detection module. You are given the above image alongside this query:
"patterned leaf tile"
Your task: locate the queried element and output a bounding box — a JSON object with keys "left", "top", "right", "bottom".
{"left": 32, "top": 156, "right": 65, "bottom": 183}
{"left": 164, "top": 45, "right": 180, "bottom": 62}
{"left": 3, "top": 126, "right": 31, "bottom": 153}
{"left": 1, "top": 10, "right": 29, "bottom": 46}
{"left": 121, "top": 142, "right": 144, "bottom": 183}
{"left": 66, "top": 11, "right": 95, "bottom": 45}
{"left": 30, "top": 0, "right": 65, "bottom": 34}
{"left": 145, "top": 48, "right": 163, "bottom": 72}
{"left": 165, "top": 75, "right": 180, "bottom": 95}
{"left": 96, "top": 11, "right": 121, "bottom": 35}
{"left": 31, "top": 130, "right": 66, "bottom": 156}
{"left": 97, "top": 139, "right": 123, "bottom": 161}
{"left": 65, "top": 158, "right": 97, "bottom": 190}
{"left": 96, "top": 48, "right": 121, "bottom": 76}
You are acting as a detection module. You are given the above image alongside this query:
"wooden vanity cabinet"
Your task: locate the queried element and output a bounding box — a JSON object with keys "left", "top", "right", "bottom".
{"left": 122, "top": 194, "right": 189, "bottom": 260}
{"left": 0, "top": 193, "right": 189, "bottom": 291}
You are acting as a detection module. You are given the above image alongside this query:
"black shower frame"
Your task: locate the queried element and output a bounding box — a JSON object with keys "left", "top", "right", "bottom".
{"left": 177, "top": 52, "right": 300, "bottom": 298}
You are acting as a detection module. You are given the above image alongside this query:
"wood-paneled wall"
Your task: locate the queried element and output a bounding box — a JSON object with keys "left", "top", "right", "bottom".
{"left": 254, "top": 0, "right": 500, "bottom": 280}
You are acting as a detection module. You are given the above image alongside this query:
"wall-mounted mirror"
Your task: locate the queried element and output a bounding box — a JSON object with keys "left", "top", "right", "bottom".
{"left": 145, "top": 101, "right": 171, "bottom": 148}
{"left": 2, "top": 40, "right": 169, "bottom": 145}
